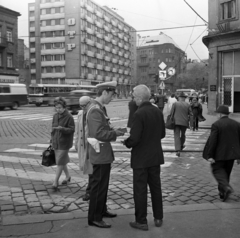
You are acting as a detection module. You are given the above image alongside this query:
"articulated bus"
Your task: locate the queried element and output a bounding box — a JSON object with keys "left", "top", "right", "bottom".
{"left": 28, "top": 84, "right": 96, "bottom": 106}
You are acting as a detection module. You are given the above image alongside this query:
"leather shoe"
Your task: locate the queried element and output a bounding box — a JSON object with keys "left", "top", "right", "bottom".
{"left": 154, "top": 219, "right": 163, "bottom": 227}
{"left": 129, "top": 221, "right": 148, "bottom": 231}
{"left": 82, "top": 193, "right": 90, "bottom": 201}
{"left": 88, "top": 220, "right": 111, "bottom": 228}
{"left": 223, "top": 187, "right": 232, "bottom": 202}
{"left": 219, "top": 192, "right": 224, "bottom": 199}
{"left": 102, "top": 211, "right": 117, "bottom": 218}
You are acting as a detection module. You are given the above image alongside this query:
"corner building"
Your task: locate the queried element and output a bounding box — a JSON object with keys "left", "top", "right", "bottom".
{"left": 28, "top": 0, "right": 137, "bottom": 96}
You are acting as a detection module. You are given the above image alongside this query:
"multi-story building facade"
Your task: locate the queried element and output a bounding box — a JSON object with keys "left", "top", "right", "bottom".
{"left": 28, "top": 0, "right": 136, "bottom": 96}
{"left": 0, "top": 6, "right": 21, "bottom": 83}
{"left": 137, "top": 34, "right": 186, "bottom": 92}
{"left": 203, "top": 0, "right": 240, "bottom": 113}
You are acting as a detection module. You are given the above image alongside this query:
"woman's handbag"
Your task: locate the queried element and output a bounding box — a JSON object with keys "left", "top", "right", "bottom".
{"left": 41, "top": 145, "right": 56, "bottom": 167}
{"left": 165, "top": 103, "right": 175, "bottom": 130}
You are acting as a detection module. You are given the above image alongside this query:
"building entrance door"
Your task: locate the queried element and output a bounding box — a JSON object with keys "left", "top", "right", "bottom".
{"left": 222, "top": 77, "right": 233, "bottom": 112}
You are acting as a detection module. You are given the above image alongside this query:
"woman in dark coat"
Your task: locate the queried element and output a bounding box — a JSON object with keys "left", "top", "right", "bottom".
{"left": 51, "top": 97, "right": 75, "bottom": 190}
{"left": 127, "top": 98, "right": 138, "bottom": 128}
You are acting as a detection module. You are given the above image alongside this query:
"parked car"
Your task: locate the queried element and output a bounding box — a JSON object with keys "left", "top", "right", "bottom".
{"left": 65, "top": 89, "right": 96, "bottom": 114}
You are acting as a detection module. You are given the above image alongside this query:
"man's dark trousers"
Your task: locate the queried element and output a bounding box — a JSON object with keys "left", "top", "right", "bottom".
{"left": 88, "top": 164, "right": 110, "bottom": 222}
{"left": 211, "top": 160, "right": 234, "bottom": 193}
{"left": 86, "top": 174, "right": 94, "bottom": 195}
{"left": 133, "top": 165, "right": 163, "bottom": 224}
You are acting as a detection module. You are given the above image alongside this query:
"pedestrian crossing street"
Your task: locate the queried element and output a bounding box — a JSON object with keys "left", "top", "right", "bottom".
{"left": 4, "top": 129, "right": 208, "bottom": 156}
{"left": 0, "top": 111, "right": 126, "bottom": 123}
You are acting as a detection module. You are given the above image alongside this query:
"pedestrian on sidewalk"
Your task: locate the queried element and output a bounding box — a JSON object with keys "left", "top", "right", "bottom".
{"left": 170, "top": 92, "right": 193, "bottom": 157}
{"left": 190, "top": 96, "right": 205, "bottom": 131}
{"left": 87, "top": 81, "right": 125, "bottom": 228}
{"left": 51, "top": 97, "right": 75, "bottom": 190}
{"left": 123, "top": 84, "right": 165, "bottom": 231}
{"left": 75, "top": 96, "right": 93, "bottom": 201}
{"left": 206, "top": 105, "right": 240, "bottom": 201}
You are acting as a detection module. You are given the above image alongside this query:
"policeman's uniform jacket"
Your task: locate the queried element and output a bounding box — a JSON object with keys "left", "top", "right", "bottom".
{"left": 124, "top": 101, "right": 165, "bottom": 169}
{"left": 86, "top": 100, "right": 117, "bottom": 164}
{"left": 208, "top": 116, "right": 240, "bottom": 161}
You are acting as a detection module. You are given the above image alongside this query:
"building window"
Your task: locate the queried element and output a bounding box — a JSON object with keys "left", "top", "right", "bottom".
{"left": 7, "top": 54, "right": 13, "bottom": 67}
{"left": 221, "top": 0, "right": 236, "bottom": 20}
{"left": 6, "top": 30, "right": 12, "bottom": 42}
{"left": 29, "top": 11, "right": 35, "bottom": 17}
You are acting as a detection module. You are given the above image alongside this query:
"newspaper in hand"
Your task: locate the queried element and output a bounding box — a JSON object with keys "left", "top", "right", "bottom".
{"left": 87, "top": 138, "right": 100, "bottom": 153}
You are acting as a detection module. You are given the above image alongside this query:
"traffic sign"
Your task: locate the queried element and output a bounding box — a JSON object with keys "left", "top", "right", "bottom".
{"left": 159, "top": 81, "right": 165, "bottom": 89}
{"left": 159, "top": 70, "right": 167, "bottom": 80}
{"left": 168, "top": 67, "right": 176, "bottom": 76}
{"left": 159, "top": 62, "right": 167, "bottom": 70}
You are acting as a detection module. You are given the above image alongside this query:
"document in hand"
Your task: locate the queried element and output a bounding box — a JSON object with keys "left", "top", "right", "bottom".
{"left": 87, "top": 138, "right": 100, "bottom": 153}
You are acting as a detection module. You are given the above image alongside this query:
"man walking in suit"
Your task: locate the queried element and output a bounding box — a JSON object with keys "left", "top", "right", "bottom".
{"left": 207, "top": 105, "right": 240, "bottom": 201}
{"left": 123, "top": 84, "right": 165, "bottom": 231}
{"left": 87, "top": 81, "right": 125, "bottom": 228}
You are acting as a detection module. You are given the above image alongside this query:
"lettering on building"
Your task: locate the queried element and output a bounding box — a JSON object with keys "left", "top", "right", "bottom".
{"left": 68, "top": 31, "right": 76, "bottom": 38}
{"left": 67, "top": 43, "right": 76, "bottom": 51}
{"left": 68, "top": 18, "right": 76, "bottom": 26}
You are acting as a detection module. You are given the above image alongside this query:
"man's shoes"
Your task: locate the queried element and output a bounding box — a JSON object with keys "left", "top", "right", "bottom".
{"left": 102, "top": 211, "right": 117, "bottom": 218}
{"left": 223, "top": 187, "right": 232, "bottom": 202}
{"left": 82, "top": 193, "right": 90, "bottom": 201}
{"left": 219, "top": 192, "right": 224, "bottom": 199}
{"left": 181, "top": 145, "right": 186, "bottom": 151}
{"left": 176, "top": 151, "right": 180, "bottom": 157}
{"left": 154, "top": 219, "right": 163, "bottom": 227}
{"left": 62, "top": 177, "right": 71, "bottom": 185}
{"left": 129, "top": 221, "right": 148, "bottom": 231}
{"left": 88, "top": 220, "right": 111, "bottom": 228}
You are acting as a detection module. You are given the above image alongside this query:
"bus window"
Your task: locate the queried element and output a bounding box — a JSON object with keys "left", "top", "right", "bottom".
{"left": 0, "top": 86, "right": 10, "bottom": 93}
{"left": 29, "top": 87, "right": 34, "bottom": 94}
{"left": 49, "top": 87, "right": 55, "bottom": 93}
{"left": 43, "top": 87, "right": 48, "bottom": 93}
{"left": 35, "top": 87, "right": 43, "bottom": 94}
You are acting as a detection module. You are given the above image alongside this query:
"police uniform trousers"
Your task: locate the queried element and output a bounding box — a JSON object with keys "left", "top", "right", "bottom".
{"left": 133, "top": 165, "right": 163, "bottom": 224}
{"left": 88, "top": 163, "right": 111, "bottom": 222}
{"left": 211, "top": 160, "right": 234, "bottom": 194}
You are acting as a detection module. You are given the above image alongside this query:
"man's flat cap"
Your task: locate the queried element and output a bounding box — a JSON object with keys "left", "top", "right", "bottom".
{"left": 96, "top": 81, "right": 117, "bottom": 92}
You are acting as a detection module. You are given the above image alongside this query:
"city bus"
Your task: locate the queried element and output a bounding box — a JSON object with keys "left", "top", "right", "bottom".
{"left": 175, "top": 89, "right": 196, "bottom": 97}
{"left": 0, "top": 84, "right": 28, "bottom": 110}
{"left": 28, "top": 84, "right": 97, "bottom": 106}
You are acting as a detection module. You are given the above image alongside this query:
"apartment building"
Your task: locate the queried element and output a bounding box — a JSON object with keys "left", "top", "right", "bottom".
{"left": 28, "top": 0, "right": 137, "bottom": 96}
{"left": 0, "top": 6, "right": 21, "bottom": 83}
{"left": 203, "top": 0, "right": 240, "bottom": 113}
{"left": 137, "top": 33, "right": 186, "bottom": 92}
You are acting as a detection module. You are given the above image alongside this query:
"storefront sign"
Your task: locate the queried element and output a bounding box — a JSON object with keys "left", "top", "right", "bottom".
{"left": 210, "top": 85, "right": 216, "bottom": 91}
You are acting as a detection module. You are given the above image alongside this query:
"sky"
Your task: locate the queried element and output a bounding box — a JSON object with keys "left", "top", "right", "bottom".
{"left": 0, "top": 0, "right": 209, "bottom": 60}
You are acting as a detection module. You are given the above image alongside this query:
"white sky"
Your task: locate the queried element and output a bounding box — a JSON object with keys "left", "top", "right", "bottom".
{"left": 0, "top": 0, "right": 209, "bottom": 60}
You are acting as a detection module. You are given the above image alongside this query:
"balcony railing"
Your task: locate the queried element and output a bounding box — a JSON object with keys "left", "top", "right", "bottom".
{"left": 123, "top": 36, "right": 129, "bottom": 42}
{"left": 104, "top": 46, "right": 111, "bottom": 52}
{"left": 103, "top": 25, "right": 110, "bottom": 32}
{"left": 85, "top": 15, "right": 94, "bottom": 24}
{"left": 112, "top": 77, "right": 118, "bottom": 82}
{"left": 123, "top": 27, "right": 128, "bottom": 33}
{"left": 87, "top": 62, "right": 95, "bottom": 68}
{"left": 111, "top": 19, "right": 117, "bottom": 26}
{"left": 112, "top": 67, "right": 117, "bottom": 73}
{"left": 96, "top": 75, "right": 103, "bottom": 81}
{"left": 111, "top": 29, "right": 117, "bottom": 36}
{"left": 95, "top": 10, "right": 103, "bottom": 18}
{"left": 86, "top": 50, "right": 95, "bottom": 57}
{"left": 119, "top": 60, "right": 123, "bottom": 65}
{"left": 118, "top": 42, "right": 123, "bottom": 48}
{"left": 85, "top": 27, "right": 94, "bottom": 35}
{"left": 112, "top": 58, "right": 118, "bottom": 64}
{"left": 118, "top": 33, "right": 123, "bottom": 39}
{"left": 96, "top": 64, "right": 103, "bottom": 70}
{"left": 124, "top": 70, "right": 129, "bottom": 75}
{"left": 105, "top": 76, "right": 111, "bottom": 81}
{"left": 111, "top": 39, "right": 117, "bottom": 45}
{"left": 95, "top": 42, "right": 103, "bottom": 49}
{"left": 103, "top": 15, "right": 110, "bottom": 22}
{"left": 95, "top": 20, "right": 103, "bottom": 28}
{"left": 124, "top": 53, "right": 129, "bottom": 58}
{"left": 104, "top": 36, "right": 111, "bottom": 42}
{"left": 96, "top": 33, "right": 103, "bottom": 39}
{"left": 118, "top": 24, "right": 123, "bottom": 30}
{"left": 124, "top": 45, "right": 129, "bottom": 50}
{"left": 111, "top": 49, "right": 117, "bottom": 54}
{"left": 118, "top": 69, "right": 123, "bottom": 74}
{"left": 96, "top": 53, "right": 103, "bottom": 59}
{"left": 118, "top": 51, "right": 123, "bottom": 56}
{"left": 104, "top": 56, "right": 111, "bottom": 61}
{"left": 85, "top": 39, "right": 95, "bottom": 46}
{"left": 86, "top": 5, "right": 94, "bottom": 13}
{"left": 0, "top": 37, "right": 7, "bottom": 48}
{"left": 87, "top": 74, "right": 94, "bottom": 80}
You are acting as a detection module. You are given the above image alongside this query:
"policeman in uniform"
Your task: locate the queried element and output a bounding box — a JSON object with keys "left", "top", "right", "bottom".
{"left": 87, "top": 81, "right": 125, "bottom": 228}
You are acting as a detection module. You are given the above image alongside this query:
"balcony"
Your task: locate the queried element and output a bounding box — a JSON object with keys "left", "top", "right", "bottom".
{"left": 85, "top": 15, "right": 94, "bottom": 24}
{"left": 81, "top": 61, "right": 86, "bottom": 67}
{"left": 42, "top": 72, "right": 66, "bottom": 78}
{"left": 31, "top": 69, "right": 36, "bottom": 74}
{"left": 118, "top": 33, "right": 123, "bottom": 39}
{"left": 105, "top": 76, "right": 111, "bottom": 82}
{"left": 124, "top": 45, "right": 129, "bottom": 50}
{"left": 118, "top": 42, "right": 123, "bottom": 48}
{"left": 87, "top": 62, "right": 95, "bottom": 68}
{"left": 104, "top": 56, "right": 111, "bottom": 61}
{"left": 40, "top": 13, "right": 64, "bottom": 21}
{"left": 86, "top": 51, "right": 95, "bottom": 57}
{"left": 124, "top": 36, "right": 129, "bottom": 42}
{"left": 29, "top": 6, "right": 35, "bottom": 11}
{"left": 41, "top": 48, "right": 65, "bottom": 55}
{"left": 124, "top": 61, "right": 130, "bottom": 66}
{"left": 111, "top": 39, "right": 117, "bottom": 45}
{"left": 96, "top": 64, "right": 103, "bottom": 70}
{"left": 29, "top": 27, "right": 35, "bottom": 32}
{"left": 123, "top": 27, "right": 128, "bottom": 33}
{"left": 111, "top": 19, "right": 117, "bottom": 26}
{"left": 96, "top": 75, "right": 103, "bottom": 81}
{"left": 103, "top": 15, "right": 110, "bottom": 22}
{"left": 118, "top": 77, "right": 123, "bottom": 84}
{"left": 0, "top": 37, "right": 7, "bottom": 48}
{"left": 40, "top": 36, "right": 65, "bottom": 43}
{"left": 85, "top": 26, "right": 94, "bottom": 35}
{"left": 119, "top": 60, "right": 123, "bottom": 65}
{"left": 118, "top": 24, "right": 123, "bottom": 30}
{"left": 95, "top": 42, "right": 103, "bottom": 49}
{"left": 104, "top": 36, "right": 111, "bottom": 42}
{"left": 95, "top": 10, "right": 103, "bottom": 18}
{"left": 40, "top": 1, "right": 64, "bottom": 9}
{"left": 112, "top": 58, "right": 118, "bottom": 64}
{"left": 30, "top": 58, "right": 36, "bottom": 63}
{"left": 112, "top": 77, "right": 118, "bottom": 82}
{"left": 124, "top": 70, "right": 129, "bottom": 75}
{"left": 41, "top": 61, "right": 65, "bottom": 67}
{"left": 103, "top": 25, "right": 110, "bottom": 32}
{"left": 86, "top": 5, "right": 94, "bottom": 13}
{"left": 95, "top": 20, "right": 103, "bottom": 28}
{"left": 111, "top": 49, "right": 117, "bottom": 54}
{"left": 87, "top": 74, "right": 94, "bottom": 80}
{"left": 111, "top": 29, "right": 117, "bottom": 36}
{"left": 86, "top": 39, "right": 95, "bottom": 46}
{"left": 112, "top": 67, "right": 117, "bottom": 73}
{"left": 96, "top": 33, "right": 103, "bottom": 39}
{"left": 29, "top": 16, "right": 35, "bottom": 21}
{"left": 40, "top": 25, "right": 65, "bottom": 32}
{"left": 104, "top": 46, "right": 111, "bottom": 52}
{"left": 124, "top": 53, "right": 129, "bottom": 58}
{"left": 118, "top": 69, "right": 123, "bottom": 74}
{"left": 140, "top": 54, "right": 147, "bottom": 58}
{"left": 118, "top": 51, "right": 123, "bottom": 57}
{"left": 138, "top": 62, "right": 149, "bottom": 67}
{"left": 30, "top": 37, "right": 35, "bottom": 42}
{"left": 96, "top": 53, "right": 103, "bottom": 59}
{"left": 30, "top": 48, "right": 35, "bottom": 53}
{"left": 104, "top": 66, "right": 111, "bottom": 71}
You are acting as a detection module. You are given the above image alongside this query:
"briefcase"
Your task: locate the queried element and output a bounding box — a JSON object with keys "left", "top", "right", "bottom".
{"left": 165, "top": 115, "right": 175, "bottom": 130}
{"left": 202, "top": 137, "right": 210, "bottom": 160}
{"left": 41, "top": 145, "right": 56, "bottom": 167}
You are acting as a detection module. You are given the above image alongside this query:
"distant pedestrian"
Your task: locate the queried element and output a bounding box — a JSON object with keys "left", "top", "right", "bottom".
{"left": 87, "top": 81, "right": 125, "bottom": 228}
{"left": 206, "top": 105, "right": 240, "bottom": 201}
{"left": 75, "top": 96, "right": 93, "bottom": 201}
{"left": 190, "top": 97, "right": 203, "bottom": 131}
{"left": 127, "top": 97, "right": 138, "bottom": 128}
{"left": 123, "top": 84, "right": 165, "bottom": 231}
{"left": 51, "top": 97, "right": 75, "bottom": 190}
{"left": 167, "top": 94, "right": 177, "bottom": 114}
{"left": 155, "top": 92, "right": 165, "bottom": 112}
{"left": 170, "top": 92, "right": 193, "bottom": 157}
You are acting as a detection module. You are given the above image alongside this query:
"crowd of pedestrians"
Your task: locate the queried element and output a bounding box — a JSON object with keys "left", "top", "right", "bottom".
{"left": 49, "top": 84, "right": 240, "bottom": 231}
